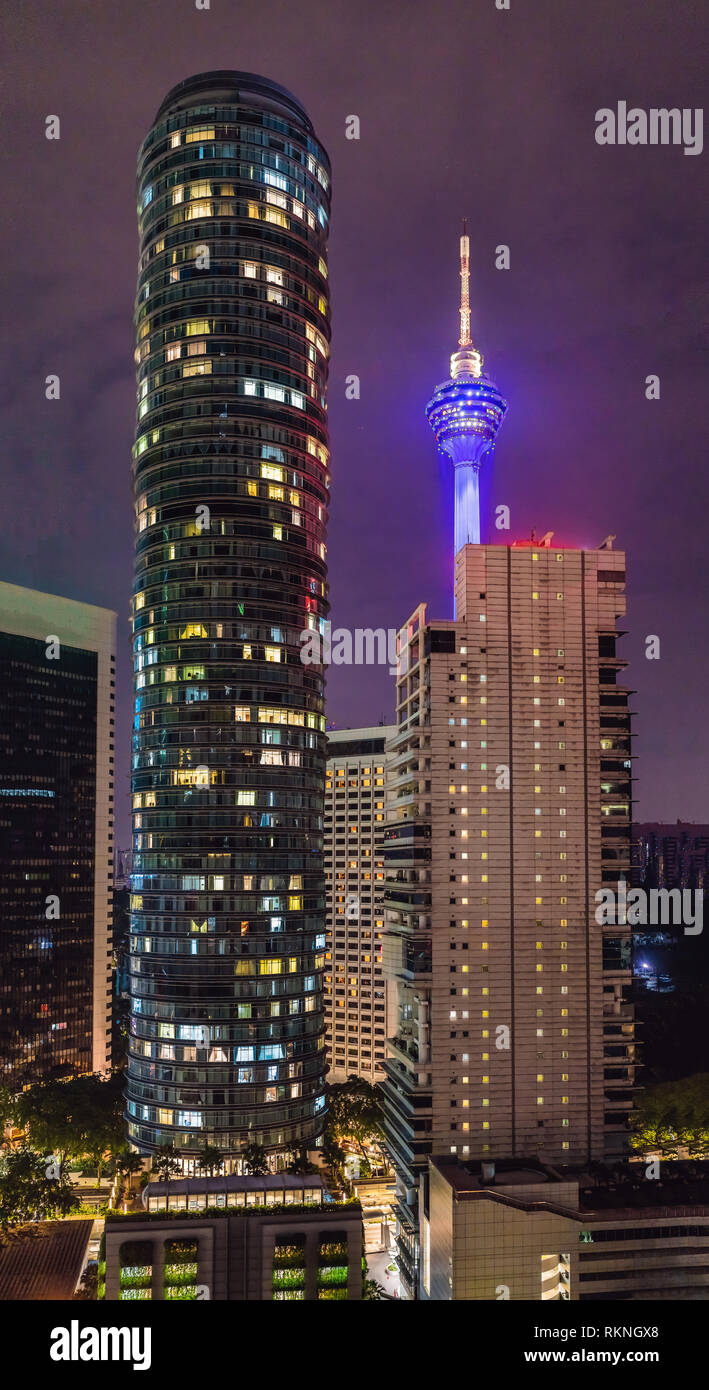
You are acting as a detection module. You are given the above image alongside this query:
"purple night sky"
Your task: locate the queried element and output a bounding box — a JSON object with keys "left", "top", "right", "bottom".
{"left": 2, "top": 0, "right": 707, "bottom": 845}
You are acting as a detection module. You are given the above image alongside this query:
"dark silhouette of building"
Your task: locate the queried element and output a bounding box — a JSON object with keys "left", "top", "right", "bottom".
{"left": 0, "top": 582, "right": 115, "bottom": 1089}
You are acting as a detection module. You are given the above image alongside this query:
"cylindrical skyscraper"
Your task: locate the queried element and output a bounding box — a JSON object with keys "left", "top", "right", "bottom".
{"left": 127, "top": 72, "right": 331, "bottom": 1169}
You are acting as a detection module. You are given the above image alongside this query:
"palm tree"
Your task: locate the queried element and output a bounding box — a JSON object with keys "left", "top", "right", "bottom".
{"left": 152, "top": 1143, "right": 181, "bottom": 1185}
{"left": 241, "top": 1143, "right": 269, "bottom": 1177}
{"left": 196, "top": 1145, "right": 224, "bottom": 1178}
{"left": 115, "top": 1151, "right": 144, "bottom": 1194}
{"left": 286, "top": 1145, "right": 316, "bottom": 1176}
{"left": 116, "top": 1151, "right": 144, "bottom": 1177}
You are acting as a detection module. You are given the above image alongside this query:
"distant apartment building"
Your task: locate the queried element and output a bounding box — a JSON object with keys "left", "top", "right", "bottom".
{"left": 632, "top": 822, "right": 709, "bottom": 891}
{"left": 114, "top": 848, "right": 133, "bottom": 890}
{"left": 631, "top": 821, "right": 709, "bottom": 990}
{"left": 0, "top": 580, "right": 116, "bottom": 1087}
{"left": 423, "top": 1156, "right": 709, "bottom": 1302}
{"left": 324, "top": 727, "right": 396, "bottom": 1083}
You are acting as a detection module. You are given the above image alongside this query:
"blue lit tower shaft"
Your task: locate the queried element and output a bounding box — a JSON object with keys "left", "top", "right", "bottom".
{"left": 425, "top": 228, "right": 508, "bottom": 554}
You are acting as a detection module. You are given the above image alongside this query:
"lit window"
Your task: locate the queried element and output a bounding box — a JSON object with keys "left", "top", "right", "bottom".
{"left": 185, "top": 201, "right": 213, "bottom": 220}
{"left": 182, "top": 359, "right": 212, "bottom": 377}
{"left": 261, "top": 463, "right": 284, "bottom": 482}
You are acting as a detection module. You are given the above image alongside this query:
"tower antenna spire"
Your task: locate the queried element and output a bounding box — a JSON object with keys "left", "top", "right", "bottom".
{"left": 459, "top": 218, "right": 471, "bottom": 348}
{"left": 425, "top": 223, "right": 509, "bottom": 560}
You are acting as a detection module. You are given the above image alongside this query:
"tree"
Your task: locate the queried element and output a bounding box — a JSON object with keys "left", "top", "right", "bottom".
{"left": 630, "top": 1073, "right": 709, "bottom": 1159}
{"left": 241, "top": 1143, "right": 269, "bottom": 1177}
{"left": 11, "top": 1073, "right": 125, "bottom": 1177}
{"left": 12, "top": 1081, "right": 82, "bottom": 1174}
{"left": 195, "top": 1145, "right": 224, "bottom": 1178}
{"left": 116, "top": 1150, "right": 144, "bottom": 1177}
{"left": 0, "top": 1086, "right": 14, "bottom": 1138}
{"left": 80, "top": 1075, "right": 126, "bottom": 1181}
{"left": 326, "top": 1078, "right": 384, "bottom": 1158}
{"left": 73, "top": 1264, "right": 99, "bottom": 1300}
{"left": 152, "top": 1145, "right": 181, "bottom": 1184}
{"left": 286, "top": 1145, "right": 316, "bottom": 1176}
{"left": 321, "top": 1131, "right": 345, "bottom": 1171}
{"left": 362, "top": 1277, "right": 386, "bottom": 1300}
{"left": 635, "top": 983, "right": 709, "bottom": 1084}
{"left": 115, "top": 1150, "right": 144, "bottom": 1191}
{"left": 0, "top": 1147, "right": 78, "bottom": 1230}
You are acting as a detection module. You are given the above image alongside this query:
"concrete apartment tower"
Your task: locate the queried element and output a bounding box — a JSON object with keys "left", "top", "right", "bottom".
{"left": 381, "top": 232, "right": 635, "bottom": 1296}
{"left": 324, "top": 727, "right": 396, "bottom": 1083}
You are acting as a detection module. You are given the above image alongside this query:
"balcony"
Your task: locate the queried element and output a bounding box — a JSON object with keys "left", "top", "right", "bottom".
{"left": 383, "top": 888, "right": 428, "bottom": 910}
{"left": 388, "top": 1034, "right": 421, "bottom": 1065}
{"left": 602, "top": 1004, "right": 634, "bottom": 1021}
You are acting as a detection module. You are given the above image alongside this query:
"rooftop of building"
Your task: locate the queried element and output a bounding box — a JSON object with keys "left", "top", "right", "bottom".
{"left": 432, "top": 1156, "right": 557, "bottom": 1196}
{"left": 633, "top": 821, "right": 709, "bottom": 835}
{"left": 143, "top": 1172, "right": 325, "bottom": 1199}
{"left": 326, "top": 726, "right": 395, "bottom": 757}
{"left": 430, "top": 1157, "right": 709, "bottom": 1222}
{"left": 109, "top": 1196, "right": 362, "bottom": 1227}
{"left": 0, "top": 579, "right": 116, "bottom": 644}
{"left": 578, "top": 1175, "right": 709, "bottom": 1219}
{"left": 0, "top": 1218, "right": 92, "bottom": 1300}
{"left": 509, "top": 535, "right": 622, "bottom": 552}
{"left": 153, "top": 71, "right": 314, "bottom": 132}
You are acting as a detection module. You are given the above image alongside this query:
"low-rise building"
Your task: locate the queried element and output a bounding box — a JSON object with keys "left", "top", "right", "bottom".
{"left": 103, "top": 1175, "right": 363, "bottom": 1301}
{"left": 422, "top": 1157, "right": 709, "bottom": 1301}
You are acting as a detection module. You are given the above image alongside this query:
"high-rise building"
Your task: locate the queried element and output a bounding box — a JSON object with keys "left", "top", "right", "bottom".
{"left": 324, "top": 727, "right": 396, "bottom": 1083}
{"left": 381, "top": 234, "right": 635, "bottom": 1296}
{"left": 631, "top": 821, "right": 709, "bottom": 991}
{"left": 0, "top": 581, "right": 116, "bottom": 1088}
{"left": 127, "top": 72, "right": 331, "bottom": 1166}
{"left": 632, "top": 821, "right": 709, "bottom": 893}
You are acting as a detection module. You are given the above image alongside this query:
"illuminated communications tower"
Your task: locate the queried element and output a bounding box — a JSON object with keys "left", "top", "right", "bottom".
{"left": 425, "top": 227, "right": 508, "bottom": 552}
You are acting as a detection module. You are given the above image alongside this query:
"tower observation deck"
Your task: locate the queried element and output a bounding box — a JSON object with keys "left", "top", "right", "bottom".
{"left": 425, "top": 227, "right": 508, "bottom": 553}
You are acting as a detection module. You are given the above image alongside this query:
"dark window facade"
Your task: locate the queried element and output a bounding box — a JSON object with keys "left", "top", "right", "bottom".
{"left": 0, "top": 632, "right": 98, "bottom": 1088}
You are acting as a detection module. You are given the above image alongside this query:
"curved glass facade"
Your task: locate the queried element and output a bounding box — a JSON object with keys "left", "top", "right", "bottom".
{"left": 126, "top": 72, "right": 331, "bottom": 1165}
